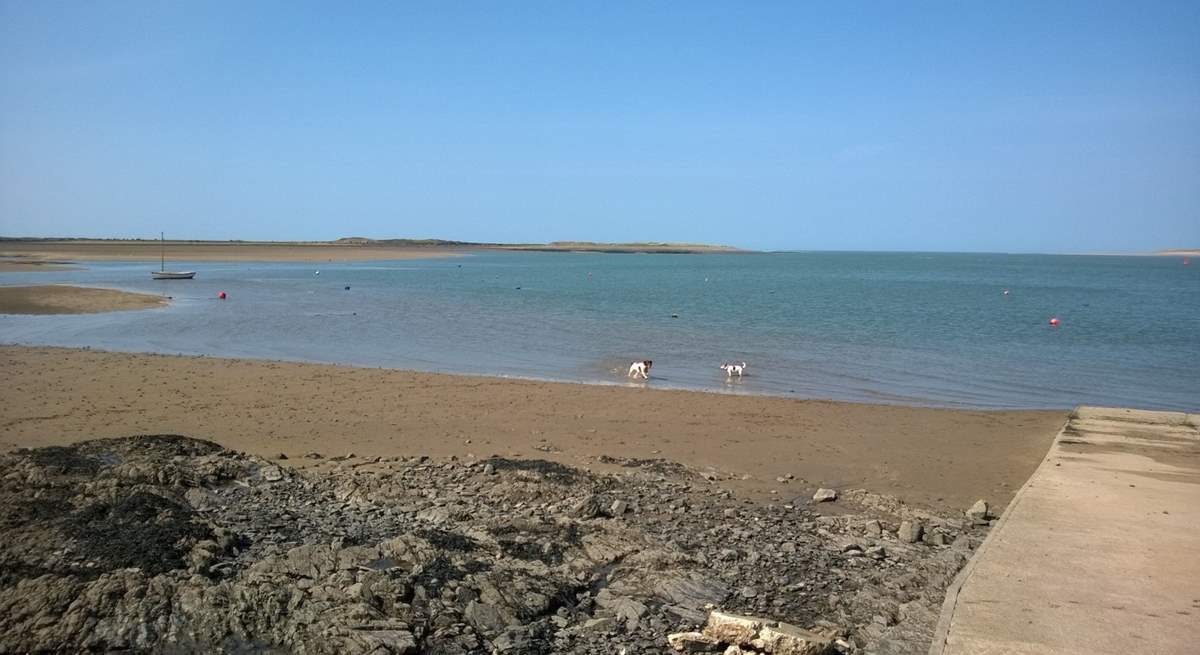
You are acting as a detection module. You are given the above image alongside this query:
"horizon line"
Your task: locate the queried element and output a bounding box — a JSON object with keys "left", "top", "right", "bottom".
{"left": 1, "top": 235, "right": 1195, "bottom": 257}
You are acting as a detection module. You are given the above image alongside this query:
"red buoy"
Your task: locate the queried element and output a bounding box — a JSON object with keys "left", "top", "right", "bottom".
{"left": 1049, "top": 317, "right": 1059, "bottom": 327}
{"left": 217, "top": 291, "right": 226, "bottom": 300}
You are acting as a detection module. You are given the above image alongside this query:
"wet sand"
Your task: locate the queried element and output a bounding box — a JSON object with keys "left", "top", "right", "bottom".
{"left": 0, "top": 286, "right": 167, "bottom": 314}
{"left": 0, "top": 240, "right": 465, "bottom": 262}
{"left": 0, "top": 346, "right": 1065, "bottom": 512}
{"left": 0, "top": 259, "right": 80, "bottom": 272}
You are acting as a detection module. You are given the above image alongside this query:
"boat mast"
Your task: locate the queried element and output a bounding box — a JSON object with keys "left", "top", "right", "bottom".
{"left": 160, "top": 231, "right": 165, "bottom": 272}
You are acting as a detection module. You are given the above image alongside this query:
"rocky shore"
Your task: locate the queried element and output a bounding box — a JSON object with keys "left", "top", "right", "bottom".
{"left": 0, "top": 435, "right": 993, "bottom": 654}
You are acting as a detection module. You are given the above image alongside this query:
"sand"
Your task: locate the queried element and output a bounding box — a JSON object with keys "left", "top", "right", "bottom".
{"left": 0, "top": 346, "right": 1065, "bottom": 512}
{"left": 0, "top": 240, "right": 464, "bottom": 263}
{"left": 0, "top": 286, "right": 167, "bottom": 314}
{"left": 1154, "top": 249, "right": 1200, "bottom": 257}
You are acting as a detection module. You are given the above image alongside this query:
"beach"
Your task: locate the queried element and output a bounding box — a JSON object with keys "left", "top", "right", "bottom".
{"left": 0, "top": 345, "right": 1064, "bottom": 512}
{"left": 0, "top": 343, "right": 1069, "bottom": 652}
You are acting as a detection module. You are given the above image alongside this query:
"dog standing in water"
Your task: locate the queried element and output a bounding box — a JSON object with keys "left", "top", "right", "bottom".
{"left": 720, "top": 361, "right": 747, "bottom": 378}
{"left": 627, "top": 360, "right": 653, "bottom": 380}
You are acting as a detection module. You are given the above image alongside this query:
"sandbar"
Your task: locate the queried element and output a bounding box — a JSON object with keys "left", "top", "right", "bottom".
{"left": 0, "top": 259, "right": 80, "bottom": 272}
{"left": 0, "top": 286, "right": 167, "bottom": 314}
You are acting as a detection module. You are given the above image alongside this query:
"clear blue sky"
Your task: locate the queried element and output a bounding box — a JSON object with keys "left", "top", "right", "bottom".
{"left": 2, "top": 1, "right": 1197, "bottom": 252}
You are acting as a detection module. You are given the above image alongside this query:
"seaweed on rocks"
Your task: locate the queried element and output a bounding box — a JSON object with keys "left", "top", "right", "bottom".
{"left": 64, "top": 490, "right": 213, "bottom": 575}
{"left": 415, "top": 527, "right": 478, "bottom": 552}
{"left": 19, "top": 445, "right": 102, "bottom": 475}
{"left": 483, "top": 457, "right": 579, "bottom": 483}
{"left": 85, "top": 433, "right": 226, "bottom": 457}
{"left": 492, "top": 521, "right": 583, "bottom": 565}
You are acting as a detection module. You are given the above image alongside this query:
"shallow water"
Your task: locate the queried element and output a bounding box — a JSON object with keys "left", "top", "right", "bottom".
{"left": 2, "top": 251, "right": 1197, "bottom": 411}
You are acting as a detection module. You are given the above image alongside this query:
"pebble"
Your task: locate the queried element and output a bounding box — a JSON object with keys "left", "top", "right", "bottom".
{"left": 966, "top": 499, "right": 990, "bottom": 521}
{"left": 898, "top": 520, "right": 923, "bottom": 544}
{"left": 812, "top": 488, "right": 838, "bottom": 503}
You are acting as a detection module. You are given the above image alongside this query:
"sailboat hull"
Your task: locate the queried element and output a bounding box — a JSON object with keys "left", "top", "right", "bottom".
{"left": 151, "top": 271, "right": 196, "bottom": 280}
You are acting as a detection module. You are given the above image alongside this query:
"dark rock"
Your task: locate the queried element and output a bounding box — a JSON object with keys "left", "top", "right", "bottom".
{"left": 0, "top": 435, "right": 984, "bottom": 655}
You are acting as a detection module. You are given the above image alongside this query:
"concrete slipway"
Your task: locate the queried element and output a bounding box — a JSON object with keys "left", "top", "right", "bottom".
{"left": 930, "top": 406, "right": 1200, "bottom": 655}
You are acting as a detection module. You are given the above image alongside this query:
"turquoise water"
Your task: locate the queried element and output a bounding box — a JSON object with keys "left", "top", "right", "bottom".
{"left": 2, "top": 251, "right": 1197, "bottom": 411}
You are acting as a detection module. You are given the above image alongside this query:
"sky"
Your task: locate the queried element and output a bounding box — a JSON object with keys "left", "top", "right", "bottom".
{"left": 1, "top": 1, "right": 1197, "bottom": 252}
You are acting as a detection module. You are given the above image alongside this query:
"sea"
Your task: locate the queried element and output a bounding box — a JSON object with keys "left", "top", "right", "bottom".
{"left": 2, "top": 251, "right": 1197, "bottom": 412}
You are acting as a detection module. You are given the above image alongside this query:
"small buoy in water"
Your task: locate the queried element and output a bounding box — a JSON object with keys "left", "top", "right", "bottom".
{"left": 515, "top": 286, "right": 521, "bottom": 290}
{"left": 314, "top": 270, "right": 320, "bottom": 276}
{"left": 1003, "top": 289, "right": 1009, "bottom": 296}
{"left": 344, "top": 285, "right": 350, "bottom": 290}
{"left": 671, "top": 313, "right": 679, "bottom": 318}
{"left": 217, "top": 291, "right": 226, "bottom": 300}
{"left": 1049, "top": 317, "right": 1059, "bottom": 327}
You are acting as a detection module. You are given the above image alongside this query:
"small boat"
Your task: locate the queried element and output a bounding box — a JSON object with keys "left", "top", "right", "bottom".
{"left": 151, "top": 232, "right": 195, "bottom": 280}
{"left": 152, "top": 270, "right": 196, "bottom": 280}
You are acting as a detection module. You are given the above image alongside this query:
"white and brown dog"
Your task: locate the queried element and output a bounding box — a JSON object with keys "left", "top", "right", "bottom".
{"left": 627, "top": 360, "right": 653, "bottom": 379}
{"left": 720, "top": 361, "right": 747, "bottom": 378}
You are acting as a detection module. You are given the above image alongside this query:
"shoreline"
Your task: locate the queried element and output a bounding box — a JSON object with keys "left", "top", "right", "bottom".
{"left": 11, "top": 342, "right": 1078, "bottom": 412}
{"left": 0, "top": 345, "right": 1066, "bottom": 513}
{"left": 3, "top": 274, "right": 1189, "bottom": 412}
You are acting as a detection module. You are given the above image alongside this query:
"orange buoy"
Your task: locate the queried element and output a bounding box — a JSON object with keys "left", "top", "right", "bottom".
{"left": 217, "top": 291, "right": 226, "bottom": 300}
{"left": 1049, "top": 317, "right": 1059, "bottom": 327}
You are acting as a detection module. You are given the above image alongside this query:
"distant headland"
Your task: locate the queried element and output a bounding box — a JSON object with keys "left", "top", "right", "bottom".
{"left": 0, "top": 237, "right": 746, "bottom": 263}
{"left": 333, "top": 237, "right": 744, "bottom": 253}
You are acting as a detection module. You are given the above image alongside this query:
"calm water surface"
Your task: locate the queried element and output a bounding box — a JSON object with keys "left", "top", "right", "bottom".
{"left": 2, "top": 251, "right": 1197, "bottom": 411}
